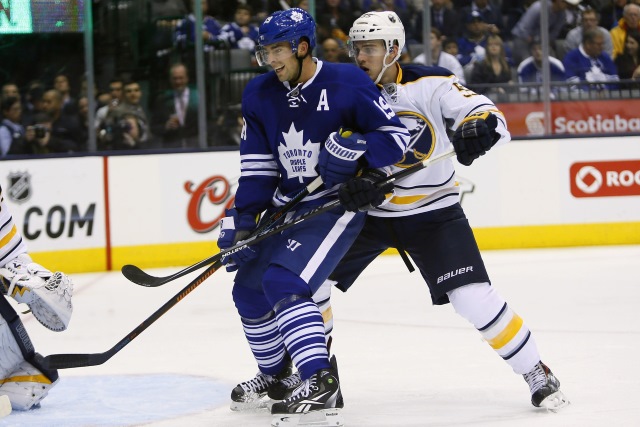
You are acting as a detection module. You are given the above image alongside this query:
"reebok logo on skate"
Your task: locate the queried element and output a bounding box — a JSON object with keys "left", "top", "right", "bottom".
{"left": 437, "top": 266, "right": 473, "bottom": 284}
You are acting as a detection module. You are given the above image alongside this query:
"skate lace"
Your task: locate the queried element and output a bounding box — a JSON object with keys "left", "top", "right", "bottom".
{"left": 240, "top": 372, "right": 276, "bottom": 393}
{"left": 287, "top": 376, "right": 318, "bottom": 402}
{"left": 523, "top": 363, "right": 547, "bottom": 394}
{"left": 280, "top": 372, "right": 301, "bottom": 389}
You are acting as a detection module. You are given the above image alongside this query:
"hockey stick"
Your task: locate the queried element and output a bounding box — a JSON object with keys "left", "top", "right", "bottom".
{"left": 122, "top": 176, "right": 324, "bottom": 287}
{"left": 39, "top": 260, "right": 222, "bottom": 370}
{"left": 123, "top": 149, "right": 456, "bottom": 287}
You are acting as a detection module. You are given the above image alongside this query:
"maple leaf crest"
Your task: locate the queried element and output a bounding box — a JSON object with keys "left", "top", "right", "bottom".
{"left": 277, "top": 123, "right": 320, "bottom": 183}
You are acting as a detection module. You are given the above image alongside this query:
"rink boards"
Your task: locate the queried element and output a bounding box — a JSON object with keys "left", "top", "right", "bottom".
{"left": 2, "top": 135, "right": 639, "bottom": 273}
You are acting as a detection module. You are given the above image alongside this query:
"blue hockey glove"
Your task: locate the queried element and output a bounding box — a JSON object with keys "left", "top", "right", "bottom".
{"left": 217, "top": 209, "right": 259, "bottom": 272}
{"left": 318, "top": 128, "right": 367, "bottom": 188}
{"left": 338, "top": 169, "right": 394, "bottom": 212}
{"left": 452, "top": 112, "right": 500, "bottom": 166}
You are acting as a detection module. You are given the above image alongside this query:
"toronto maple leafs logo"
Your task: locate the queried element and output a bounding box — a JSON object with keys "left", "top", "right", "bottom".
{"left": 291, "top": 10, "right": 304, "bottom": 22}
{"left": 278, "top": 123, "right": 320, "bottom": 183}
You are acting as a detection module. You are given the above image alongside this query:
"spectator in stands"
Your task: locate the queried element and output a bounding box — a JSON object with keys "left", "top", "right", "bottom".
{"left": 151, "top": 63, "right": 199, "bottom": 149}
{"left": 175, "top": 0, "right": 225, "bottom": 52}
{"left": 614, "top": 30, "right": 640, "bottom": 82}
{"left": 517, "top": 39, "right": 567, "bottom": 97}
{"left": 469, "top": 34, "right": 513, "bottom": 97}
{"left": 316, "top": 0, "right": 356, "bottom": 44}
{"left": 320, "top": 37, "right": 349, "bottom": 63}
{"left": 413, "top": 0, "right": 461, "bottom": 43}
{"left": 611, "top": 4, "right": 640, "bottom": 58}
{"left": 511, "top": 0, "right": 583, "bottom": 66}
{"left": 21, "top": 81, "right": 45, "bottom": 126}
{"left": 457, "top": 10, "right": 490, "bottom": 67}
{"left": 0, "top": 97, "right": 28, "bottom": 156}
{"left": 53, "top": 73, "right": 77, "bottom": 116}
{"left": 368, "top": 0, "right": 417, "bottom": 42}
{"left": 413, "top": 28, "right": 467, "bottom": 84}
{"left": 95, "top": 78, "right": 124, "bottom": 138}
{"left": 76, "top": 96, "right": 89, "bottom": 144}
{"left": 564, "top": 28, "right": 619, "bottom": 90}
{"left": 25, "top": 89, "right": 83, "bottom": 154}
{"left": 1, "top": 83, "right": 19, "bottom": 103}
{"left": 220, "top": 4, "right": 260, "bottom": 52}
{"left": 600, "top": 0, "right": 628, "bottom": 30}
{"left": 104, "top": 80, "right": 150, "bottom": 150}
{"left": 564, "top": 8, "right": 614, "bottom": 59}
{"left": 459, "top": 0, "right": 504, "bottom": 38}
{"left": 443, "top": 37, "right": 462, "bottom": 59}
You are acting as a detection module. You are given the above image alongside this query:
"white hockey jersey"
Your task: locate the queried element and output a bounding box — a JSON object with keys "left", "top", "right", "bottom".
{"left": 0, "top": 185, "right": 28, "bottom": 268}
{"left": 370, "top": 63, "right": 510, "bottom": 217}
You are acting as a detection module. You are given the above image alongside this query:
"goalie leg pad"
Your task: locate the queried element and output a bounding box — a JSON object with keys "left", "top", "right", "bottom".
{"left": 0, "top": 359, "right": 59, "bottom": 411}
{"left": 1, "top": 254, "right": 73, "bottom": 332}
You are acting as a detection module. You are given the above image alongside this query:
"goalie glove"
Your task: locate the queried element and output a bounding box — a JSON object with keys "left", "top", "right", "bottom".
{"left": 452, "top": 111, "right": 500, "bottom": 166}
{"left": 217, "top": 209, "right": 259, "bottom": 272}
{"left": 338, "top": 169, "right": 394, "bottom": 212}
{"left": 318, "top": 128, "right": 367, "bottom": 188}
{"left": 0, "top": 254, "right": 73, "bottom": 332}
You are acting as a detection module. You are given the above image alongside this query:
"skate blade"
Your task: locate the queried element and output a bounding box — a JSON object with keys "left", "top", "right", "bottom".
{"left": 230, "top": 395, "right": 275, "bottom": 412}
{"left": 0, "top": 395, "right": 12, "bottom": 419}
{"left": 539, "top": 391, "right": 570, "bottom": 412}
{"left": 271, "top": 408, "right": 344, "bottom": 426}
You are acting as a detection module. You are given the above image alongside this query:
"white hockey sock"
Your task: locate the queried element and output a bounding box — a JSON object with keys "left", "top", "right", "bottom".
{"left": 448, "top": 283, "right": 540, "bottom": 375}
{"left": 313, "top": 279, "right": 334, "bottom": 351}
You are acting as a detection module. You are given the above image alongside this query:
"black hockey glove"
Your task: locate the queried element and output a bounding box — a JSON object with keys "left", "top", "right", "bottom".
{"left": 452, "top": 112, "right": 500, "bottom": 166}
{"left": 338, "top": 169, "right": 394, "bottom": 212}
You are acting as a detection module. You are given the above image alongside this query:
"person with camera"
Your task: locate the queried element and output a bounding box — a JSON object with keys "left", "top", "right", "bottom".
{"left": 102, "top": 80, "right": 150, "bottom": 150}
{"left": 23, "top": 89, "right": 84, "bottom": 154}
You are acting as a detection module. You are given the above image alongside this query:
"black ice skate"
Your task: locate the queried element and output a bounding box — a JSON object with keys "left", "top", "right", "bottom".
{"left": 230, "top": 361, "right": 293, "bottom": 411}
{"left": 269, "top": 355, "right": 344, "bottom": 407}
{"left": 523, "top": 361, "right": 569, "bottom": 411}
{"left": 270, "top": 367, "right": 343, "bottom": 427}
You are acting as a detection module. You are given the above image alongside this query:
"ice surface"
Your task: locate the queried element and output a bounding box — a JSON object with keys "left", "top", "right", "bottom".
{"left": 2, "top": 245, "right": 639, "bottom": 426}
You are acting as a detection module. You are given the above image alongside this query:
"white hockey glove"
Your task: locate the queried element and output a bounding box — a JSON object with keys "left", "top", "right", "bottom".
{"left": 0, "top": 254, "right": 73, "bottom": 332}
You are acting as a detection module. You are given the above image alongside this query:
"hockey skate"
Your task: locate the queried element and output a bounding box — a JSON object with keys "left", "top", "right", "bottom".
{"left": 230, "top": 361, "right": 293, "bottom": 411}
{"left": 270, "top": 367, "right": 344, "bottom": 427}
{"left": 523, "top": 361, "right": 569, "bottom": 411}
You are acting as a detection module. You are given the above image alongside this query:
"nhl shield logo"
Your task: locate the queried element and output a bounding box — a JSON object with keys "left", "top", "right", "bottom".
{"left": 7, "top": 171, "right": 32, "bottom": 204}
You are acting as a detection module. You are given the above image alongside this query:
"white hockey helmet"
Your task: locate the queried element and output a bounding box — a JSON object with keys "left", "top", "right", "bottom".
{"left": 348, "top": 11, "right": 405, "bottom": 56}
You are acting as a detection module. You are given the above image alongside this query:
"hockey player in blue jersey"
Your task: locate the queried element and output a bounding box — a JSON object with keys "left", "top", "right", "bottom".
{"left": 274, "top": 11, "right": 569, "bottom": 414}
{"left": 216, "top": 8, "right": 410, "bottom": 426}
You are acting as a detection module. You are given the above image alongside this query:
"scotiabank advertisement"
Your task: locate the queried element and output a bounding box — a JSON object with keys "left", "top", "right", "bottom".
{"left": 498, "top": 100, "right": 640, "bottom": 137}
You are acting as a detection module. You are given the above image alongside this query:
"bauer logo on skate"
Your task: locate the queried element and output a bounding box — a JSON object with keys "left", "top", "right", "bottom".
{"left": 570, "top": 160, "right": 640, "bottom": 198}
{"left": 437, "top": 266, "right": 473, "bottom": 284}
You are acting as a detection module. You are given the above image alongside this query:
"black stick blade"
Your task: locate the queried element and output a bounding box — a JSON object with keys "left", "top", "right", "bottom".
{"left": 121, "top": 264, "right": 167, "bottom": 287}
{"left": 40, "top": 352, "right": 112, "bottom": 370}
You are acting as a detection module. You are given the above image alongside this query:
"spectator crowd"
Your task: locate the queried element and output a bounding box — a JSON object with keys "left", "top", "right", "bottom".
{"left": 2, "top": 0, "right": 640, "bottom": 157}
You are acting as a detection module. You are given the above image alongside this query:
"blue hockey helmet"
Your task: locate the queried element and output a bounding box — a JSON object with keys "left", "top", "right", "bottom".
{"left": 257, "top": 8, "right": 316, "bottom": 63}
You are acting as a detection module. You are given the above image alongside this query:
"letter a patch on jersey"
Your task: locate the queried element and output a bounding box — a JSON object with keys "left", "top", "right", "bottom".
{"left": 316, "top": 89, "right": 329, "bottom": 111}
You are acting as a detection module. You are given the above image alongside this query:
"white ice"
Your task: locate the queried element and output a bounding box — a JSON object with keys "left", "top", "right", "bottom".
{"left": 2, "top": 245, "right": 640, "bottom": 426}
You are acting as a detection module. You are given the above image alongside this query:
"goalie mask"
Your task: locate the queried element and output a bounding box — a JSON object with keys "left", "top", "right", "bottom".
{"left": 256, "top": 8, "right": 316, "bottom": 67}
{"left": 348, "top": 11, "right": 405, "bottom": 83}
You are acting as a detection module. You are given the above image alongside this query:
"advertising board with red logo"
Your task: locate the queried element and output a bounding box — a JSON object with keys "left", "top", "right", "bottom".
{"left": 498, "top": 100, "right": 640, "bottom": 137}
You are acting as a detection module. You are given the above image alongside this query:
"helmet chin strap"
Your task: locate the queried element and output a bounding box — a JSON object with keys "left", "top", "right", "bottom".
{"left": 289, "top": 51, "right": 307, "bottom": 86}
{"left": 374, "top": 51, "right": 397, "bottom": 84}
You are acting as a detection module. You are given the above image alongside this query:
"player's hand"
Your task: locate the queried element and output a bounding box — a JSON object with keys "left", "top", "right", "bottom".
{"left": 338, "top": 169, "right": 394, "bottom": 212}
{"left": 217, "top": 209, "right": 259, "bottom": 272}
{"left": 318, "top": 128, "right": 367, "bottom": 188}
{"left": 452, "top": 112, "right": 500, "bottom": 166}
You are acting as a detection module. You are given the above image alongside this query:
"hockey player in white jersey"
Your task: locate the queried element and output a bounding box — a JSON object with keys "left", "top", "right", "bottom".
{"left": 285, "top": 11, "right": 567, "bottom": 413}
{"left": 0, "top": 184, "right": 74, "bottom": 415}
{"left": 216, "top": 8, "right": 410, "bottom": 426}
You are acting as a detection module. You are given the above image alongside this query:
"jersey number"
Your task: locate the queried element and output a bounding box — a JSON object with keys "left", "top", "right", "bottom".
{"left": 374, "top": 96, "right": 395, "bottom": 119}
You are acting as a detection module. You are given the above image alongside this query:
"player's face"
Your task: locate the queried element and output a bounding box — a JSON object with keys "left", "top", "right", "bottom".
{"left": 257, "top": 42, "right": 298, "bottom": 81}
{"left": 350, "top": 40, "right": 387, "bottom": 82}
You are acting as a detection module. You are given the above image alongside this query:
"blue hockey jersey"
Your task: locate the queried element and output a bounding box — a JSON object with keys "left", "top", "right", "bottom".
{"left": 237, "top": 60, "right": 410, "bottom": 216}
